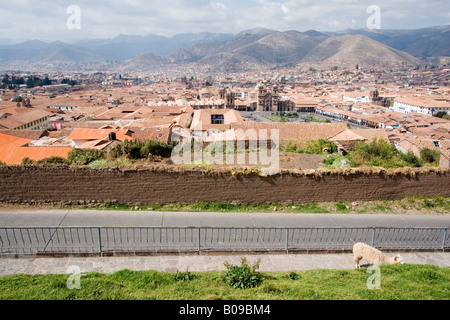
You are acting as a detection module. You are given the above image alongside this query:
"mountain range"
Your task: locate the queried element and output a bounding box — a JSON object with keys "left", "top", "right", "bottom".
{"left": 0, "top": 25, "right": 448, "bottom": 72}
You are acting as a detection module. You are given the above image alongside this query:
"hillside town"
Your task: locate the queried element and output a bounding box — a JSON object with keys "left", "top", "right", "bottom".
{"left": 0, "top": 66, "right": 449, "bottom": 168}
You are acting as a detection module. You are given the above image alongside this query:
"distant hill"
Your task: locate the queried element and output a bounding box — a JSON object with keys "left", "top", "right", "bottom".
{"left": 197, "top": 52, "right": 262, "bottom": 73}
{"left": 0, "top": 41, "right": 106, "bottom": 69}
{"left": 1, "top": 26, "right": 448, "bottom": 72}
{"left": 116, "top": 53, "right": 170, "bottom": 72}
{"left": 381, "top": 26, "right": 450, "bottom": 60}
{"left": 0, "top": 40, "right": 50, "bottom": 61}
{"left": 326, "top": 25, "right": 450, "bottom": 59}
{"left": 75, "top": 32, "right": 234, "bottom": 61}
{"left": 31, "top": 41, "right": 106, "bottom": 64}
{"left": 234, "top": 30, "right": 326, "bottom": 64}
{"left": 169, "top": 28, "right": 278, "bottom": 63}
{"left": 167, "top": 29, "right": 327, "bottom": 71}
{"left": 299, "top": 34, "right": 425, "bottom": 69}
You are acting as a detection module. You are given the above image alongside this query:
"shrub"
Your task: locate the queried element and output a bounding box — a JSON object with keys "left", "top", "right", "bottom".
{"left": 335, "top": 202, "right": 348, "bottom": 212}
{"left": 107, "top": 139, "right": 173, "bottom": 160}
{"left": 420, "top": 148, "right": 440, "bottom": 166}
{"left": 283, "top": 140, "right": 300, "bottom": 153}
{"left": 174, "top": 269, "right": 194, "bottom": 281}
{"left": 21, "top": 157, "right": 35, "bottom": 165}
{"left": 36, "top": 156, "right": 67, "bottom": 166}
{"left": 349, "top": 139, "right": 426, "bottom": 169}
{"left": 121, "top": 139, "right": 145, "bottom": 160}
{"left": 283, "top": 139, "right": 337, "bottom": 155}
{"left": 88, "top": 159, "right": 108, "bottom": 168}
{"left": 223, "top": 258, "right": 264, "bottom": 289}
{"left": 141, "top": 140, "right": 173, "bottom": 158}
{"left": 67, "top": 149, "right": 104, "bottom": 165}
{"left": 288, "top": 271, "right": 301, "bottom": 280}
{"left": 400, "top": 151, "right": 422, "bottom": 168}
{"left": 323, "top": 155, "right": 336, "bottom": 166}
{"left": 354, "top": 139, "right": 395, "bottom": 162}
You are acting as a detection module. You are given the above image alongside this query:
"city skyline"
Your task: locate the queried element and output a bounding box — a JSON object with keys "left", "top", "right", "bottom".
{"left": 0, "top": 0, "right": 449, "bottom": 43}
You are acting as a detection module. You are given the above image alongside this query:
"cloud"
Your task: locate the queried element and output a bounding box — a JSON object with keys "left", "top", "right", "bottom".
{"left": 0, "top": 0, "right": 448, "bottom": 41}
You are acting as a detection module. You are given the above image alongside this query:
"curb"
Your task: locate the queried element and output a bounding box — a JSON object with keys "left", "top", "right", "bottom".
{"left": 1, "top": 248, "right": 448, "bottom": 259}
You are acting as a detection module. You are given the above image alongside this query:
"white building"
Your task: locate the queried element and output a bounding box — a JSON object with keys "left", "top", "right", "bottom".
{"left": 392, "top": 97, "right": 450, "bottom": 116}
{"left": 342, "top": 92, "right": 371, "bottom": 104}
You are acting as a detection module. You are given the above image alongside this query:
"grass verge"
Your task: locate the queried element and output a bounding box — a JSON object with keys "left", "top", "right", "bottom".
{"left": 0, "top": 264, "right": 448, "bottom": 300}
{"left": 52, "top": 196, "right": 449, "bottom": 214}
{"left": 0, "top": 196, "right": 448, "bottom": 215}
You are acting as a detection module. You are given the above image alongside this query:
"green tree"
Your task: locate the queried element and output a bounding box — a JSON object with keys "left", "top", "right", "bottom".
{"left": 42, "top": 77, "right": 51, "bottom": 86}
{"left": 420, "top": 148, "right": 440, "bottom": 165}
{"left": 400, "top": 151, "right": 422, "bottom": 168}
{"left": 67, "top": 149, "right": 104, "bottom": 165}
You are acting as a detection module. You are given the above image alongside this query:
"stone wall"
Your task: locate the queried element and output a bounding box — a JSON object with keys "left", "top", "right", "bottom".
{"left": 0, "top": 166, "right": 449, "bottom": 205}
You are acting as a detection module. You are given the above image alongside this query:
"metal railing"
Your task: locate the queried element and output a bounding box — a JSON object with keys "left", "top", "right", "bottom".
{"left": 0, "top": 227, "right": 448, "bottom": 256}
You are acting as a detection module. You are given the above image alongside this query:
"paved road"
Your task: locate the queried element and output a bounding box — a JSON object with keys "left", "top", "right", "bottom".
{"left": 0, "top": 209, "right": 449, "bottom": 228}
{"left": 0, "top": 210, "right": 449, "bottom": 256}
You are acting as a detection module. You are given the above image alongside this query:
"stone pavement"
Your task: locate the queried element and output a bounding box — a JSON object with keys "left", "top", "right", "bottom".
{"left": 1, "top": 252, "right": 450, "bottom": 276}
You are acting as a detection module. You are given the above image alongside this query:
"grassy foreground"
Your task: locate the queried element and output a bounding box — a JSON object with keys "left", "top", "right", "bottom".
{"left": 0, "top": 264, "right": 448, "bottom": 300}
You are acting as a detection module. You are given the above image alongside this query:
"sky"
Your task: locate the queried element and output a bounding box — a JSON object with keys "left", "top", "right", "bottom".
{"left": 0, "top": 0, "right": 449, "bottom": 43}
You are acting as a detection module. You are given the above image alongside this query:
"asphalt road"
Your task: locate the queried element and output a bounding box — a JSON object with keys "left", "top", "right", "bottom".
{"left": 1, "top": 210, "right": 449, "bottom": 254}
{"left": 0, "top": 209, "right": 449, "bottom": 228}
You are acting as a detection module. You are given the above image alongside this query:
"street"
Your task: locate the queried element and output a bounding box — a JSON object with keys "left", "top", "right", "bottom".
{"left": 1, "top": 209, "right": 449, "bottom": 228}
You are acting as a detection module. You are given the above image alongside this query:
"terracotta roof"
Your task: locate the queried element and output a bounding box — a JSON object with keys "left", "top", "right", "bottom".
{"left": 330, "top": 130, "right": 367, "bottom": 142}
{"left": 12, "top": 109, "right": 51, "bottom": 123}
{"left": 0, "top": 132, "right": 71, "bottom": 164}
{"left": 67, "top": 128, "right": 132, "bottom": 141}
{"left": 349, "top": 129, "right": 389, "bottom": 142}
{"left": 77, "top": 139, "right": 114, "bottom": 150}
{"left": 0, "top": 132, "right": 31, "bottom": 149}
{"left": 2, "top": 147, "right": 72, "bottom": 164}
{"left": 0, "top": 129, "right": 49, "bottom": 140}
{"left": 205, "top": 129, "right": 260, "bottom": 142}
{"left": 128, "top": 126, "right": 172, "bottom": 143}
{"left": 47, "top": 128, "right": 73, "bottom": 139}
{"left": 190, "top": 109, "right": 244, "bottom": 129}
{"left": 231, "top": 122, "right": 348, "bottom": 142}
{"left": 0, "top": 117, "right": 23, "bottom": 129}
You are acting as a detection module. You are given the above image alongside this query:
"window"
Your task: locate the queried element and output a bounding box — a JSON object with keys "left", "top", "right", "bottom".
{"left": 211, "top": 114, "right": 225, "bottom": 125}
{"left": 434, "top": 141, "right": 441, "bottom": 148}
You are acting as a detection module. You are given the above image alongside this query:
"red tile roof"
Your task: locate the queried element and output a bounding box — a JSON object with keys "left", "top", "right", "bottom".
{"left": 67, "top": 128, "right": 132, "bottom": 141}
{"left": 0, "top": 132, "right": 71, "bottom": 164}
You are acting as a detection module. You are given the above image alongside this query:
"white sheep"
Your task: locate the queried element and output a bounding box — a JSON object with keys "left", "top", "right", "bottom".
{"left": 353, "top": 242, "right": 405, "bottom": 269}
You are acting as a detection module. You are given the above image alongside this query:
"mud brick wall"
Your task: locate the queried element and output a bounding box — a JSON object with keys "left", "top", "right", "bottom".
{"left": 0, "top": 166, "right": 449, "bottom": 205}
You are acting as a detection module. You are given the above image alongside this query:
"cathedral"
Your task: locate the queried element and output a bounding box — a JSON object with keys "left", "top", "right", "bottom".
{"left": 254, "top": 82, "right": 292, "bottom": 112}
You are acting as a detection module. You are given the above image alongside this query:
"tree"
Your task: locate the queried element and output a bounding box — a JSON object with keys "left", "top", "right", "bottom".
{"left": 420, "top": 148, "right": 440, "bottom": 165}
{"left": 434, "top": 111, "right": 448, "bottom": 119}
{"left": 2, "top": 74, "right": 9, "bottom": 84}
{"left": 62, "top": 78, "right": 77, "bottom": 86}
